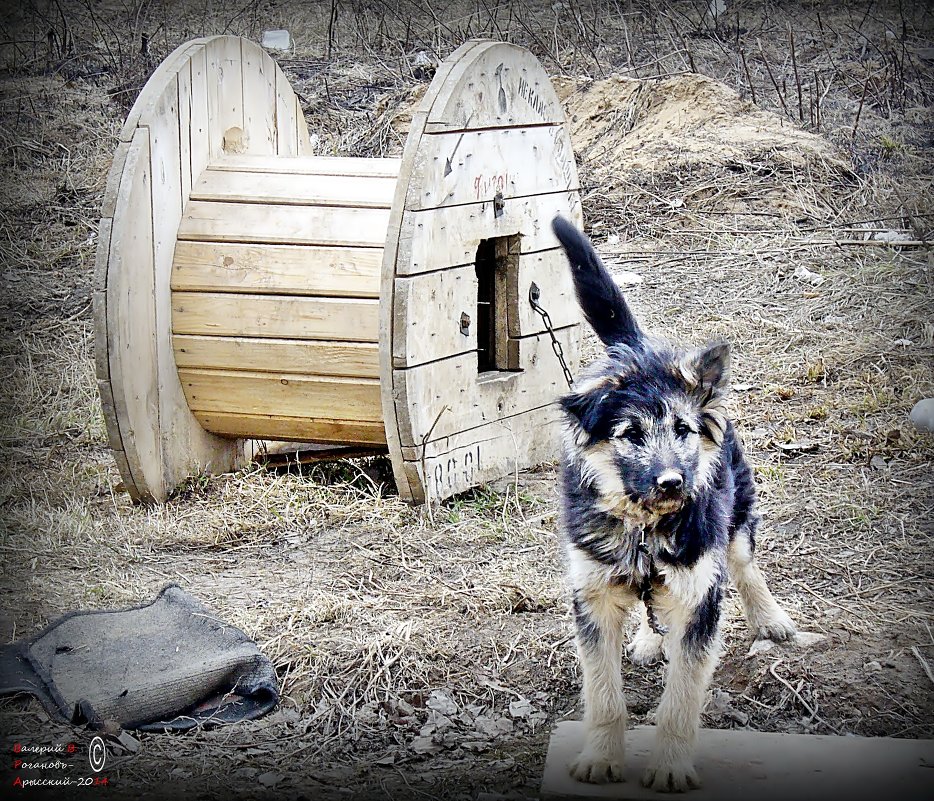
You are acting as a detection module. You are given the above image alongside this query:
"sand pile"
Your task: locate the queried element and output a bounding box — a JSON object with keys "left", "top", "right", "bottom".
{"left": 553, "top": 73, "right": 854, "bottom": 229}
{"left": 557, "top": 72, "right": 846, "bottom": 177}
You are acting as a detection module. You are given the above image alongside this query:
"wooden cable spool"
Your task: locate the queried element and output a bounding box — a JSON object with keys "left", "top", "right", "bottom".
{"left": 95, "top": 36, "right": 583, "bottom": 505}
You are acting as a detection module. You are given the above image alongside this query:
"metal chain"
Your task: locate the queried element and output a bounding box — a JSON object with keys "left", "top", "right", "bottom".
{"left": 529, "top": 282, "right": 575, "bottom": 390}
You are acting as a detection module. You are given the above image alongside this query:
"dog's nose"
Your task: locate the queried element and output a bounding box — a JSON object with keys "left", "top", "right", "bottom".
{"left": 656, "top": 472, "right": 683, "bottom": 492}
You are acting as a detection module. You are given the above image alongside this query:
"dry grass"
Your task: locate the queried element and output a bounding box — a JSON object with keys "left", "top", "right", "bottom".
{"left": 1, "top": 2, "right": 932, "bottom": 799}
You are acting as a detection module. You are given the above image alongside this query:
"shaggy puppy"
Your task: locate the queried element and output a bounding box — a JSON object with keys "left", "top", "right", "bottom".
{"left": 552, "top": 216, "right": 796, "bottom": 792}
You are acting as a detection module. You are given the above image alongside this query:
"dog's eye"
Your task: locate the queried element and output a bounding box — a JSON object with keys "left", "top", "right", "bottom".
{"left": 674, "top": 419, "right": 694, "bottom": 438}
{"left": 619, "top": 423, "right": 644, "bottom": 444}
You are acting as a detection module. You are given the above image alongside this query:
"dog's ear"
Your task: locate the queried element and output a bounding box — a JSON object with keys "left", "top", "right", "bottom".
{"left": 678, "top": 342, "right": 730, "bottom": 445}
{"left": 678, "top": 342, "right": 730, "bottom": 396}
{"left": 560, "top": 375, "right": 619, "bottom": 445}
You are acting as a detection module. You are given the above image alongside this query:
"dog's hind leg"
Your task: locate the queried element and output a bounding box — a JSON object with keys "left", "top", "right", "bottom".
{"left": 569, "top": 580, "right": 633, "bottom": 784}
{"left": 626, "top": 603, "right": 664, "bottom": 665}
{"left": 643, "top": 576, "right": 723, "bottom": 793}
{"left": 728, "top": 524, "right": 797, "bottom": 641}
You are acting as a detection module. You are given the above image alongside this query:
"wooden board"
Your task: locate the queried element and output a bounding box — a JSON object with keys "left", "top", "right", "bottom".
{"left": 172, "top": 241, "right": 381, "bottom": 297}
{"left": 191, "top": 168, "right": 396, "bottom": 208}
{"left": 172, "top": 292, "right": 379, "bottom": 341}
{"left": 205, "top": 36, "right": 244, "bottom": 158}
{"left": 103, "top": 131, "right": 163, "bottom": 499}
{"left": 179, "top": 369, "right": 383, "bottom": 422}
{"left": 240, "top": 39, "right": 277, "bottom": 155}
{"left": 195, "top": 412, "right": 386, "bottom": 445}
{"left": 541, "top": 722, "right": 934, "bottom": 801}
{"left": 392, "top": 248, "right": 579, "bottom": 367}
{"left": 397, "top": 190, "right": 581, "bottom": 276}
{"left": 394, "top": 327, "right": 578, "bottom": 447}
{"left": 410, "top": 124, "right": 579, "bottom": 209}
{"left": 210, "top": 154, "right": 401, "bottom": 177}
{"left": 274, "top": 59, "right": 299, "bottom": 156}
{"left": 173, "top": 335, "right": 379, "bottom": 378}
{"left": 399, "top": 402, "right": 564, "bottom": 504}
{"left": 424, "top": 40, "right": 568, "bottom": 132}
{"left": 178, "top": 201, "right": 391, "bottom": 247}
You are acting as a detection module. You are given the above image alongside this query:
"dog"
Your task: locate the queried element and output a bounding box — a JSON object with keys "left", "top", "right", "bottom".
{"left": 551, "top": 216, "right": 797, "bottom": 792}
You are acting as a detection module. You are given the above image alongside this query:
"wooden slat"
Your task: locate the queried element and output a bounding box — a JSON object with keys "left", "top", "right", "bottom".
{"left": 206, "top": 36, "right": 244, "bottom": 158}
{"left": 192, "top": 169, "right": 397, "bottom": 208}
{"left": 105, "top": 131, "right": 164, "bottom": 497}
{"left": 392, "top": 248, "right": 580, "bottom": 367}
{"left": 274, "top": 60, "right": 299, "bottom": 156}
{"left": 397, "top": 190, "right": 581, "bottom": 276}
{"left": 187, "top": 43, "right": 211, "bottom": 192}
{"left": 179, "top": 368, "right": 383, "bottom": 422}
{"left": 172, "top": 241, "right": 381, "bottom": 297}
{"left": 399, "top": 402, "right": 564, "bottom": 503}
{"left": 195, "top": 411, "right": 386, "bottom": 445}
{"left": 394, "top": 326, "right": 579, "bottom": 448}
{"left": 210, "top": 154, "right": 401, "bottom": 178}
{"left": 173, "top": 335, "right": 379, "bottom": 378}
{"left": 178, "top": 201, "right": 391, "bottom": 247}
{"left": 171, "top": 292, "right": 379, "bottom": 342}
{"left": 119, "top": 38, "right": 208, "bottom": 142}
{"left": 424, "top": 41, "right": 566, "bottom": 132}
{"left": 410, "top": 125, "right": 579, "bottom": 210}
{"left": 240, "top": 39, "right": 277, "bottom": 154}
{"left": 177, "top": 54, "right": 194, "bottom": 200}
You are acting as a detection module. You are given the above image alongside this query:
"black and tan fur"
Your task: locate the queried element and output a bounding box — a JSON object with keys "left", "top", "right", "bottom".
{"left": 553, "top": 216, "right": 797, "bottom": 792}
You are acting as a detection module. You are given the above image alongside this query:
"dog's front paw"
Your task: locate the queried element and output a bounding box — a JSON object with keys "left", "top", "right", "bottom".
{"left": 754, "top": 607, "right": 797, "bottom": 642}
{"left": 627, "top": 628, "right": 664, "bottom": 665}
{"left": 641, "top": 758, "right": 700, "bottom": 793}
{"left": 570, "top": 750, "right": 624, "bottom": 784}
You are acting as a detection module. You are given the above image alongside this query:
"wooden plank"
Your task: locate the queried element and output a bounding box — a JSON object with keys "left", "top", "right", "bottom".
{"left": 392, "top": 248, "right": 580, "bottom": 367}
{"left": 172, "top": 292, "right": 380, "bottom": 342}
{"left": 172, "top": 241, "right": 381, "bottom": 297}
{"left": 187, "top": 43, "right": 211, "bottom": 191}
{"left": 209, "top": 154, "right": 401, "bottom": 178}
{"left": 105, "top": 131, "right": 164, "bottom": 498}
{"left": 274, "top": 59, "right": 299, "bottom": 156}
{"left": 396, "top": 189, "right": 581, "bottom": 276}
{"left": 119, "top": 38, "right": 209, "bottom": 142}
{"left": 195, "top": 412, "right": 386, "bottom": 445}
{"left": 176, "top": 54, "right": 194, "bottom": 200}
{"left": 178, "top": 201, "right": 391, "bottom": 247}
{"left": 296, "top": 95, "right": 312, "bottom": 155}
{"left": 205, "top": 36, "right": 244, "bottom": 158}
{"left": 179, "top": 369, "right": 383, "bottom": 422}
{"left": 173, "top": 335, "right": 379, "bottom": 378}
{"left": 410, "top": 125, "right": 579, "bottom": 210}
{"left": 191, "top": 169, "right": 396, "bottom": 208}
{"left": 424, "top": 41, "right": 566, "bottom": 132}
{"left": 99, "top": 142, "right": 130, "bottom": 220}
{"left": 393, "top": 326, "right": 579, "bottom": 448}
{"left": 240, "top": 39, "right": 277, "bottom": 155}
{"left": 399, "top": 402, "right": 564, "bottom": 503}
{"left": 541, "top": 722, "right": 934, "bottom": 801}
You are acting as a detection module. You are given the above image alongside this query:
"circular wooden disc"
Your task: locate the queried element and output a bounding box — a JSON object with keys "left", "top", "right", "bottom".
{"left": 379, "top": 40, "right": 584, "bottom": 504}
{"left": 94, "top": 35, "right": 311, "bottom": 501}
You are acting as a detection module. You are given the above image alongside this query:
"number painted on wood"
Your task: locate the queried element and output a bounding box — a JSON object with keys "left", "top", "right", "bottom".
{"left": 431, "top": 444, "right": 482, "bottom": 498}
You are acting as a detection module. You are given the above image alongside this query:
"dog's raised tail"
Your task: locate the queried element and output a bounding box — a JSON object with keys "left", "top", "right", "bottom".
{"left": 551, "top": 216, "right": 642, "bottom": 349}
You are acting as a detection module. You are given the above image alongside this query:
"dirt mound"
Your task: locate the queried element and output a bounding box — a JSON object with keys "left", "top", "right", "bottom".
{"left": 553, "top": 74, "right": 855, "bottom": 231}
{"left": 557, "top": 72, "right": 846, "bottom": 178}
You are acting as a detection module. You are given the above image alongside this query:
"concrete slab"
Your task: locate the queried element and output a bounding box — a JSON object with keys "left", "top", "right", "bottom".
{"left": 541, "top": 721, "right": 934, "bottom": 801}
